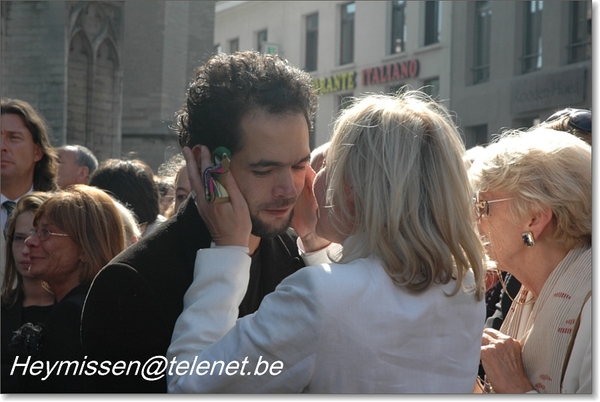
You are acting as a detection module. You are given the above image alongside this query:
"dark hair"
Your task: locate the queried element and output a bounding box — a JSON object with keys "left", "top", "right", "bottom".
{"left": 1, "top": 98, "right": 58, "bottom": 191}
{"left": 537, "top": 108, "right": 592, "bottom": 145}
{"left": 155, "top": 176, "right": 174, "bottom": 198}
{"left": 174, "top": 51, "right": 318, "bottom": 154}
{"left": 89, "top": 159, "right": 160, "bottom": 226}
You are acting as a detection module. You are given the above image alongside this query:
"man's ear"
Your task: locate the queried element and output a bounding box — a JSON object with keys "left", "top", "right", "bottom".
{"left": 78, "top": 166, "right": 90, "bottom": 183}
{"left": 33, "top": 144, "right": 43, "bottom": 163}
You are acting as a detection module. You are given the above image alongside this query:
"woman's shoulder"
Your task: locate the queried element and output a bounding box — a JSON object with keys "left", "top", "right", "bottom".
{"left": 279, "top": 257, "right": 382, "bottom": 302}
{"left": 298, "top": 257, "right": 375, "bottom": 279}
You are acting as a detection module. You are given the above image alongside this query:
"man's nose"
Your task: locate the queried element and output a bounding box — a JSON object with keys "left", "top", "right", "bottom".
{"left": 273, "top": 169, "right": 298, "bottom": 199}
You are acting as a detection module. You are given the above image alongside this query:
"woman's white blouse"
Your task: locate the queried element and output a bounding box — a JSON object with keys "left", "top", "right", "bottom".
{"left": 167, "top": 247, "right": 485, "bottom": 393}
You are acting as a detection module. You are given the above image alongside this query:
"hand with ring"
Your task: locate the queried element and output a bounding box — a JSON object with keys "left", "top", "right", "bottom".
{"left": 183, "top": 145, "right": 251, "bottom": 248}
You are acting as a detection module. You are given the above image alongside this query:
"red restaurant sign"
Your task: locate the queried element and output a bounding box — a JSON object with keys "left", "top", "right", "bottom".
{"left": 362, "top": 59, "right": 419, "bottom": 86}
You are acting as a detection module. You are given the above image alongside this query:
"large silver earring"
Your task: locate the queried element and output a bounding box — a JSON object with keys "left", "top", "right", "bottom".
{"left": 522, "top": 231, "right": 535, "bottom": 247}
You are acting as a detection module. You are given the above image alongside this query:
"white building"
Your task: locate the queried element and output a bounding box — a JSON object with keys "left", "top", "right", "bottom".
{"left": 215, "top": 1, "right": 453, "bottom": 147}
{"left": 214, "top": 1, "right": 591, "bottom": 149}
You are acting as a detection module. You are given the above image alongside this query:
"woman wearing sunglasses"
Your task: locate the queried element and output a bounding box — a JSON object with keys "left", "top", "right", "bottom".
{"left": 21, "top": 185, "right": 126, "bottom": 392}
{"left": 469, "top": 128, "right": 591, "bottom": 393}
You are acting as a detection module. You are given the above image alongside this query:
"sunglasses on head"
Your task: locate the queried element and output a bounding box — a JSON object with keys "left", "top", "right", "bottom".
{"left": 544, "top": 108, "right": 591, "bottom": 133}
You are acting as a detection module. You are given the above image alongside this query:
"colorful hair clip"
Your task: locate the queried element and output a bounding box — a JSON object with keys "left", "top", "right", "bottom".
{"left": 203, "top": 146, "right": 231, "bottom": 204}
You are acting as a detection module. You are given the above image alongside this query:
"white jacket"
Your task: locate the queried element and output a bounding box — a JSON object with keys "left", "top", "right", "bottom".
{"left": 167, "top": 246, "right": 485, "bottom": 393}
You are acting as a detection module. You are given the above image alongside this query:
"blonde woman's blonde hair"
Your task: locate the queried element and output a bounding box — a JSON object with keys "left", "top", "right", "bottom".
{"left": 325, "top": 90, "right": 486, "bottom": 299}
{"left": 33, "top": 185, "right": 126, "bottom": 286}
{"left": 469, "top": 128, "right": 591, "bottom": 250}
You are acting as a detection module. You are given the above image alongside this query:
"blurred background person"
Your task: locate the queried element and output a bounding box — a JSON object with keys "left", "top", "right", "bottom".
{"left": 171, "top": 162, "right": 191, "bottom": 217}
{"left": 470, "top": 128, "right": 591, "bottom": 393}
{"left": 1, "top": 98, "right": 58, "bottom": 229}
{"left": 55, "top": 144, "right": 98, "bottom": 189}
{"left": 21, "top": 185, "right": 126, "bottom": 392}
{"left": 89, "top": 158, "right": 165, "bottom": 237}
{"left": 1, "top": 192, "right": 55, "bottom": 393}
{"left": 1, "top": 98, "right": 58, "bottom": 287}
{"left": 155, "top": 176, "right": 175, "bottom": 218}
{"left": 112, "top": 198, "right": 142, "bottom": 247}
{"left": 538, "top": 108, "right": 591, "bottom": 145}
{"left": 156, "top": 153, "right": 187, "bottom": 218}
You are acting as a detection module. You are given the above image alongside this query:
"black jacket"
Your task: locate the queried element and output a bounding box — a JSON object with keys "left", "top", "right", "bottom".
{"left": 2, "top": 291, "right": 53, "bottom": 393}
{"left": 81, "top": 197, "right": 306, "bottom": 393}
{"left": 24, "top": 285, "right": 89, "bottom": 393}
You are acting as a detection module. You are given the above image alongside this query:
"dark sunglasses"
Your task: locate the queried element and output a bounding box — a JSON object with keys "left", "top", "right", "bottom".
{"left": 544, "top": 108, "right": 591, "bottom": 133}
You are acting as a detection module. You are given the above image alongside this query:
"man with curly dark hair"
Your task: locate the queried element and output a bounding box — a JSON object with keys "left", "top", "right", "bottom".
{"left": 82, "top": 51, "right": 330, "bottom": 392}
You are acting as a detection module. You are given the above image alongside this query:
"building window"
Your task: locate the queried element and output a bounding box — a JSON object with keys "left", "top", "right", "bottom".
{"left": 305, "top": 13, "right": 318, "bottom": 72}
{"left": 473, "top": 1, "right": 491, "bottom": 84}
{"left": 424, "top": 1, "right": 441, "bottom": 46}
{"left": 257, "top": 29, "right": 267, "bottom": 53}
{"left": 568, "top": 0, "right": 591, "bottom": 63}
{"left": 522, "top": 1, "right": 543, "bottom": 73}
{"left": 422, "top": 77, "right": 440, "bottom": 99}
{"left": 213, "top": 44, "right": 222, "bottom": 54}
{"left": 390, "top": 1, "right": 406, "bottom": 54}
{"left": 340, "top": 2, "right": 355, "bottom": 65}
{"left": 229, "top": 38, "right": 239, "bottom": 53}
{"left": 464, "top": 125, "right": 488, "bottom": 149}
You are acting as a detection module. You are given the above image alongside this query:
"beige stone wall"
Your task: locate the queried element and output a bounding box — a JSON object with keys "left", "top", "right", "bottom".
{"left": 1, "top": 1, "right": 216, "bottom": 170}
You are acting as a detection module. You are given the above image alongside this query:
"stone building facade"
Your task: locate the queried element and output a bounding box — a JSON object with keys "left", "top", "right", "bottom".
{"left": 1, "top": 1, "right": 216, "bottom": 171}
{"left": 450, "top": 1, "right": 592, "bottom": 146}
{"left": 119, "top": 1, "right": 216, "bottom": 170}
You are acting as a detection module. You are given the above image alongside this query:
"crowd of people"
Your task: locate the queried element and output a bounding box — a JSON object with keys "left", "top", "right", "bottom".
{"left": 0, "top": 50, "right": 591, "bottom": 394}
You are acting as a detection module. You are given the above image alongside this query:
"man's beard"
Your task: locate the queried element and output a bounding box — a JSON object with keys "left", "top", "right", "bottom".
{"left": 250, "top": 207, "right": 295, "bottom": 239}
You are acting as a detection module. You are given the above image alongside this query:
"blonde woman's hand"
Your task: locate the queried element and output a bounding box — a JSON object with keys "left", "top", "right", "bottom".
{"left": 290, "top": 165, "right": 330, "bottom": 253}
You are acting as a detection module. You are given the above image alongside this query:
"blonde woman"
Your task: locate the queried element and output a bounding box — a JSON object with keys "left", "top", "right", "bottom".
{"left": 167, "top": 91, "right": 487, "bottom": 393}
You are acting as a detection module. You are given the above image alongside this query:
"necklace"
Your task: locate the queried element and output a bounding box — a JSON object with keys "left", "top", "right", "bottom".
{"left": 496, "top": 270, "right": 535, "bottom": 306}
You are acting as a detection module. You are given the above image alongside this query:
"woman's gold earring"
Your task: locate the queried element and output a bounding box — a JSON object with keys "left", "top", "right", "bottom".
{"left": 522, "top": 231, "right": 535, "bottom": 247}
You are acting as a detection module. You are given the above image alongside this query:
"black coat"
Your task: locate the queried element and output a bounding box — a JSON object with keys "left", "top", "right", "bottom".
{"left": 81, "top": 197, "right": 306, "bottom": 393}
{"left": 24, "top": 285, "right": 89, "bottom": 393}
{"left": 1, "top": 292, "right": 53, "bottom": 393}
